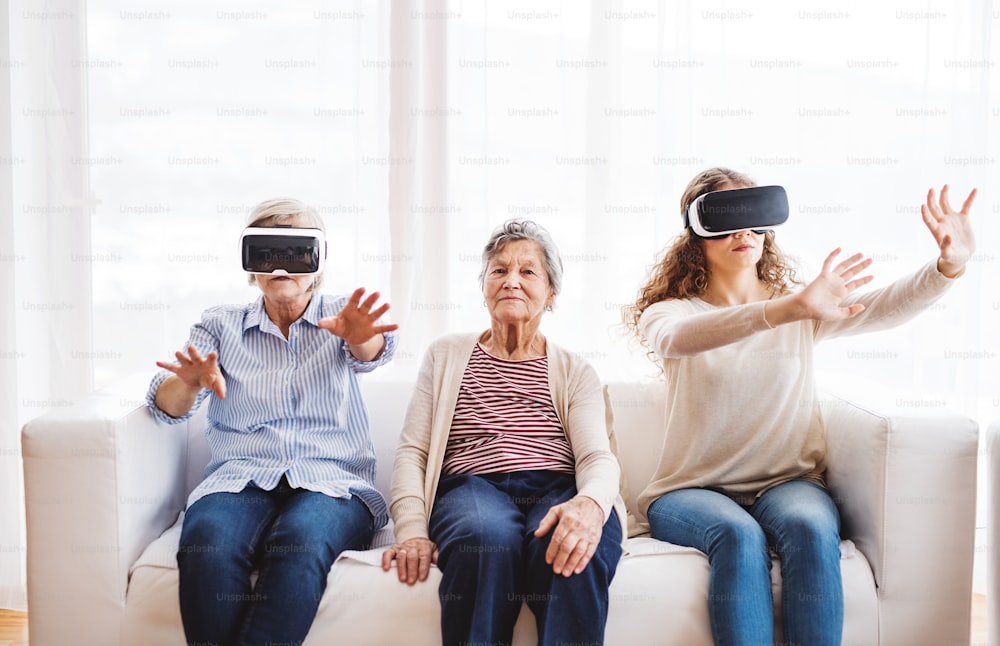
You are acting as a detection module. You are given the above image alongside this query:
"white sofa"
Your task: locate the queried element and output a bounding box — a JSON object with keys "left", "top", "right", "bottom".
{"left": 22, "top": 373, "right": 979, "bottom": 646}
{"left": 989, "top": 421, "right": 1000, "bottom": 644}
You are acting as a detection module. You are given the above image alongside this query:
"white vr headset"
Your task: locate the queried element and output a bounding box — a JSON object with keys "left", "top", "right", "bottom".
{"left": 685, "top": 185, "right": 789, "bottom": 239}
{"left": 240, "top": 227, "right": 327, "bottom": 276}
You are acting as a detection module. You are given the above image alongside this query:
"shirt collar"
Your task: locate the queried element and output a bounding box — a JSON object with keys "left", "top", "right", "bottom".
{"left": 244, "top": 294, "right": 323, "bottom": 333}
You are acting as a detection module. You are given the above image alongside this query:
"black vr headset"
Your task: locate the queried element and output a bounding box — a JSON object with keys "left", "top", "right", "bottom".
{"left": 240, "top": 226, "right": 327, "bottom": 276}
{"left": 684, "top": 185, "right": 789, "bottom": 239}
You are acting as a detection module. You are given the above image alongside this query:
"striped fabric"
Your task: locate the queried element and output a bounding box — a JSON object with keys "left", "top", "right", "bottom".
{"left": 442, "top": 343, "right": 575, "bottom": 475}
{"left": 145, "top": 293, "right": 396, "bottom": 527}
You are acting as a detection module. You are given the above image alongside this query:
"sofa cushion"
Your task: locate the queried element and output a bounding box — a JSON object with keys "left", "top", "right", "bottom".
{"left": 127, "top": 516, "right": 876, "bottom": 646}
{"left": 129, "top": 512, "right": 398, "bottom": 574}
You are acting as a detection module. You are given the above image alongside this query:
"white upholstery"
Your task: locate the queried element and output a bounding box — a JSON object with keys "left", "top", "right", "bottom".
{"left": 21, "top": 374, "right": 978, "bottom": 645}
{"left": 989, "top": 421, "right": 1000, "bottom": 645}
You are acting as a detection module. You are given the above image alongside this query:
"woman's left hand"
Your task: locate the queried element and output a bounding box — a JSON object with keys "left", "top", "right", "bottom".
{"left": 535, "top": 495, "right": 605, "bottom": 577}
{"left": 382, "top": 537, "right": 439, "bottom": 585}
{"left": 318, "top": 287, "right": 399, "bottom": 349}
{"left": 921, "top": 184, "right": 978, "bottom": 278}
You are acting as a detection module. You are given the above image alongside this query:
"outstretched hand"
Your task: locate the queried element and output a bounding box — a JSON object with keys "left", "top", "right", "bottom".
{"left": 921, "top": 185, "right": 978, "bottom": 278}
{"left": 794, "top": 249, "right": 874, "bottom": 322}
{"left": 156, "top": 345, "right": 226, "bottom": 399}
{"left": 318, "top": 287, "right": 399, "bottom": 346}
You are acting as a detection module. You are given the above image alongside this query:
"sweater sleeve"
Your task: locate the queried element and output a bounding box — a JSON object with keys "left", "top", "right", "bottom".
{"left": 558, "top": 352, "right": 621, "bottom": 522}
{"left": 388, "top": 346, "right": 438, "bottom": 543}
{"left": 639, "top": 298, "right": 775, "bottom": 359}
{"left": 814, "top": 260, "right": 959, "bottom": 341}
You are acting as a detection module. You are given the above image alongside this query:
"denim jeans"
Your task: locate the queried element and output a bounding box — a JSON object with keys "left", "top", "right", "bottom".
{"left": 646, "top": 479, "right": 843, "bottom": 646}
{"left": 429, "top": 470, "right": 622, "bottom": 646}
{"left": 177, "top": 477, "right": 374, "bottom": 646}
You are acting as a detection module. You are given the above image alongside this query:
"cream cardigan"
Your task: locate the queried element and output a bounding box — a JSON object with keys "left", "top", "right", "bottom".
{"left": 389, "top": 332, "right": 628, "bottom": 544}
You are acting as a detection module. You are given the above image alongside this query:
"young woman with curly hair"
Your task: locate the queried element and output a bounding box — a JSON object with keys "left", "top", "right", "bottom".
{"left": 624, "top": 167, "right": 977, "bottom": 646}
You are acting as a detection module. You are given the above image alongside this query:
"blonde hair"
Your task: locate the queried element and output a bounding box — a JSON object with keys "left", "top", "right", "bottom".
{"left": 244, "top": 198, "right": 326, "bottom": 292}
{"left": 624, "top": 168, "right": 801, "bottom": 351}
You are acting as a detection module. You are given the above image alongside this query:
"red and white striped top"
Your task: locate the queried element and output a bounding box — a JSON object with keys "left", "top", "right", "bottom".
{"left": 442, "top": 344, "right": 576, "bottom": 475}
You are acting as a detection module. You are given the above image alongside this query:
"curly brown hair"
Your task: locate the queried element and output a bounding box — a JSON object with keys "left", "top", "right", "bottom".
{"left": 623, "top": 168, "right": 802, "bottom": 344}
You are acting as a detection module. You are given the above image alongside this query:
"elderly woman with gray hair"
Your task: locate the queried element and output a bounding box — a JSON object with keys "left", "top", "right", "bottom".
{"left": 147, "top": 198, "right": 398, "bottom": 646}
{"left": 381, "top": 220, "right": 625, "bottom": 646}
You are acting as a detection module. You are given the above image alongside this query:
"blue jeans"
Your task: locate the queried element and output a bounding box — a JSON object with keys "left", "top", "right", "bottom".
{"left": 177, "top": 477, "right": 374, "bottom": 646}
{"left": 429, "top": 471, "right": 622, "bottom": 646}
{"left": 646, "top": 479, "right": 843, "bottom": 646}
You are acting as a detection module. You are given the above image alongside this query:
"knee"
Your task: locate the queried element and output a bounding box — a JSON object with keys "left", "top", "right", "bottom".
{"left": 180, "top": 508, "right": 223, "bottom": 542}
{"left": 437, "top": 518, "right": 522, "bottom": 566}
{"left": 705, "top": 516, "right": 768, "bottom": 559}
{"left": 279, "top": 497, "right": 373, "bottom": 559}
{"left": 527, "top": 515, "right": 622, "bottom": 581}
{"left": 266, "top": 520, "right": 349, "bottom": 574}
{"left": 270, "top": 513, "right": 329, "bottom": 550}
{"left": 452, "top": 517, "right": 521, "bottom": 554}
{"left": 775, "top": 514, "right": 841, "bottom": 558}
{"left": 178, "top": 515, "right": 241, "bottom": 569}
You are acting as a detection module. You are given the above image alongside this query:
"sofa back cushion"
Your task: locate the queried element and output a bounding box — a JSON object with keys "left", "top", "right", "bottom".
{"left": 179, "top": 380, "right": 667, "bottom": 521}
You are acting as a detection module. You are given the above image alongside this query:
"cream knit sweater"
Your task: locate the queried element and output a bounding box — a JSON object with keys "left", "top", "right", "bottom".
{"left": 636, "top": 261, "right": 959, "bottom": 518}
{"left": 389, "top": 332, "right": 627, "bottom": 544}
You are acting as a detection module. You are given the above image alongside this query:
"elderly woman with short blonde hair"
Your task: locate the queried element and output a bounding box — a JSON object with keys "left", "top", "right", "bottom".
{"left": 148, "top": 197, "right": 397, "bottom": 646}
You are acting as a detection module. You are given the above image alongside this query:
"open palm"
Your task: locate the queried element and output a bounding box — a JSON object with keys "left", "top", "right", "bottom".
{"left": 318, "top": 287, "right": 397, "bottom": 345}
{"left": 156, "top": 345, "right": 226, "bottom": 399}
{"left": 796, "top": 249, "right": 873, "bottom": 321}
{"left": 921, "top": 184, "right": 977, "bottom": 276}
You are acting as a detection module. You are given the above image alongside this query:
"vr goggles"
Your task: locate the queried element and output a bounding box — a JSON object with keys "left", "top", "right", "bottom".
{"left": 685, "top": 185, "right": 789, "bottom": 239}
{"left": 240, "top": 227, "right": 327, "bottom": 276}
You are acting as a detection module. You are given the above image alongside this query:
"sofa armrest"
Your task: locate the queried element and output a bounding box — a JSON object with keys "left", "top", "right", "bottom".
{"left": 21, "top": 374, "right": 197, "bottom": 646}
{"left": 988, "top": 421, "right": 1000, "bottom": 642}
{"left": 821, "top": 392, "right": 978, "bottom": 644}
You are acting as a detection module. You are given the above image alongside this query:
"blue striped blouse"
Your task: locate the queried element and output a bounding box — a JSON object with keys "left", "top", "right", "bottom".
{"left": 145, "top": 293, "right": 396, "bottom": 528}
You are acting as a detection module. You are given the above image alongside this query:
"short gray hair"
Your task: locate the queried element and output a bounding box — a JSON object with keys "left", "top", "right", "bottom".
{"left": 244, "top": 197, "right": 325, "bottom": 291}
{"left": 479, "top": 219, "right": 563, "bottom": 296}
{"left": 246, "top": 197, "right": 325, "bottom": 230}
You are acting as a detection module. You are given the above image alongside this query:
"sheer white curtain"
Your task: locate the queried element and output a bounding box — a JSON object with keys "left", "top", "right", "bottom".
{"left": 388, "top": 0, "right": 997, "bottom": 411}
{"left": 4, "top": 0, "right": 997, "bottom": 611}
{"left": 83, "top": 0, "right": 397, "bottom": 383}
{"left": 2, "top": 0, "right": 94, "bottom": 610}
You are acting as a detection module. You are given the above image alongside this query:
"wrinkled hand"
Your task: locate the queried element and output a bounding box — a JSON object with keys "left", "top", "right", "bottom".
{"left": 382, "top": 537, "right": 438, "bottom": 585}
{"left": 156, "top": 345, "right": 226, "bottom": 399}
{"left": 318, "top": 287, "right": 398, "bottom": 345}
{"left": 794, "top": 249, "right": 873, "bottom": 321}
{"left": 535, "top": 496, "right": 605, "bottom": 577}
{"left": 921, "top": 185, "right": 978, "bottom": 278}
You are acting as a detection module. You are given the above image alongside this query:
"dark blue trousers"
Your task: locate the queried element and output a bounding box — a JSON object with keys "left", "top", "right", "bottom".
{"left": 429, "top": 470, "right": 622, "bottom": 646}
{"left": 177, "top": 477, "right": 374, "bottom": 646}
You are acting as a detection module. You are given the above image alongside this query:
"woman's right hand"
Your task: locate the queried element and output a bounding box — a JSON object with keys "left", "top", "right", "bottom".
{"left": 794, "top": 249, "right": 873, "bottom": 321}
{"left": 156, "top": 345, "right": 226, "bottom": 399}
{"left": 764, "top": 248, "right": 874, "bottom": 326}
{"left": 381, "top": 537, "right": 438, "bottom": 585}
